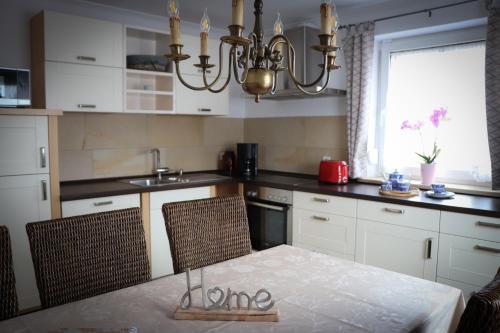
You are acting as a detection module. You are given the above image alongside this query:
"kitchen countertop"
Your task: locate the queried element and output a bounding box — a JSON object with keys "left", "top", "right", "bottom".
{"left": 60, "top": 171, "right": 500, "bottom": 218}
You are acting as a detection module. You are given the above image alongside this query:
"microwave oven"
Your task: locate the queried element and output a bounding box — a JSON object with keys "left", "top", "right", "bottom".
{"left": 0, "top": 68, "right": 31, "bottom": 107}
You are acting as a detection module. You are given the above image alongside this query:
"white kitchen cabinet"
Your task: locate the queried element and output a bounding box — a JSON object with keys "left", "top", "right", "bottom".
{"left": 0, "top": 174, "right": 51, "bottom": 310}
{"left": 175, "top": 74, "right": 229, "bottom": 115}
{"left": 43, "top": 11, "right": 123, "bottom": 68}
{"left": 293, "top": 207, "right": 356, "bottom": 260}
{"left": 440, "top": 211, "right": 500, "bottom": 242}
{"left": 0, "top": 116, "right": 49, "bottom": 176}
{"left": 61, "top": 194, "right": 141, "bottom": 218}
{"left": 150, "top": 187, "right": 212, "bottom": 278}
{"left": 437, "top": 233, "right": 500, "bottom": 288}
{"left": 45, "top": 62, "right": 123, "bottom": 112}
{"left": 355, "top": 219, "right": 438, "bottom": 281}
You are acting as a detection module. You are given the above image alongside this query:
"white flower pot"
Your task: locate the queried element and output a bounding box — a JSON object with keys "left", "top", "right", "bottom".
{"left": 420, "top": 163, "right": 437, "bottom": 185}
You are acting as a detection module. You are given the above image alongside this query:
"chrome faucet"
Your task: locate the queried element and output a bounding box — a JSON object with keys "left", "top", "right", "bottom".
{"left": 150, "top": 149, "right": 169, "bottom": 181}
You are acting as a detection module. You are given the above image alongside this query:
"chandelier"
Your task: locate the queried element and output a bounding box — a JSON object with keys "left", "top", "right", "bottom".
{"left": 166, "top": 0, "right": 340, "bottom": 102}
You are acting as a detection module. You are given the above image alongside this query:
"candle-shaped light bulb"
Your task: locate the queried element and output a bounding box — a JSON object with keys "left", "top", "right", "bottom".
{"left": 320, "top": 0, "right": 333, "bottom": 35}
{"left": 332, "top": 7, "right": 339, "bottom": 33}
{"left": 168, "top": 0, "right": 181, "bottom": 45}
{"left": 274, "top": 12, "right": 284, "bottom": 35}
{"left": 168, "top": 0, "right": 179, "bottom": 17}
{"left": 274, "top": 12, "right": 284, "bottom": 54}
{"left": 200, "top": 8, "right": 210, "bottom": 56}
{"left": 200, "top": 8, "right": 210, "bottom": 33}
{"left": 232, "top": 0, "right": 244, "bottom": 27}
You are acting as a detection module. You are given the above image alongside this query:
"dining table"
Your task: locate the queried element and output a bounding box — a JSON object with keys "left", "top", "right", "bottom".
{"left": 1, "top": 245, "right": 465, "bottom": 333}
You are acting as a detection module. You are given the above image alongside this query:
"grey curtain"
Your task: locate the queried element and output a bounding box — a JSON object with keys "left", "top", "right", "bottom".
{"left": 486, "top": 2, "right": 500, "bottom": 189}
{"left": 342, "top": 22, "right": 375, "bottom": 179}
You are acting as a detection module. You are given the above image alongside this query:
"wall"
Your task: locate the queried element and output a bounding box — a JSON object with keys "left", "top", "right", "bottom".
{"left": 58, "top": 113, "right": 244, "bottom": 180}
{"left": 245, "top": 116, "right": 348, "bottom": 174}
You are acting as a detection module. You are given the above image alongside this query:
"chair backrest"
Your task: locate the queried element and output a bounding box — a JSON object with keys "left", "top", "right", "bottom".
{"left": 162, "top": 196, "right": 252, "bottom": 274}
{"left": 0, "top": 226, "right": 18, "bottom": 321}
{"left": 26, "top": 208, "right": 151, "bottom": 308}
{"left": 455, "top": 267, "right": 500, "bottom": 333}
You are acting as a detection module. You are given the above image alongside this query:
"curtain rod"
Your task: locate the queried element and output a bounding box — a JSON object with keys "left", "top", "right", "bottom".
{"left": 338, "top": 0, "right": 479, "bottom": 30}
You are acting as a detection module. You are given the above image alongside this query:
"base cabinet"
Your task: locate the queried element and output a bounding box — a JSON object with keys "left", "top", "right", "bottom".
{"left": 355, "top": 219, "right": 438, "bottom": 281}
{"left": 0, "top": 174, "right": 51, "bottom": 310}
{"left": 150, "top": 187, "right": 212, "bottom": 278}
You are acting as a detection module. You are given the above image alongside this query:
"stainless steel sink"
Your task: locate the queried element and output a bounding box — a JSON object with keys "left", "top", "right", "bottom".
{"left": 124, "top": 173, "right": 230, "bottom": 187}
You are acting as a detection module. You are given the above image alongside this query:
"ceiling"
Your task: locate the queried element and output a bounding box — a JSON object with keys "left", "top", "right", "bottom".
{"left": 84, "top": 0, "right": 392, "bottom": 29}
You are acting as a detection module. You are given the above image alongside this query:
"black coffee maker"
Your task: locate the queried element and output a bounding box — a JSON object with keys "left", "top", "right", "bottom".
{"left": 237, "top": 143, "right": 258, "bottom": 177}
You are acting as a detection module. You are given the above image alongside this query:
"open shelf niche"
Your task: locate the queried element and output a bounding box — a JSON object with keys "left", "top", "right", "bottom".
{"left": 125, "top": 27, "right": 174, "bottom": 114}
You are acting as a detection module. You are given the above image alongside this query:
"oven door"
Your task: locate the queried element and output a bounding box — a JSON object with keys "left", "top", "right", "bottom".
{"left": 246, "top": 199, "right": 291, "bottom": 251}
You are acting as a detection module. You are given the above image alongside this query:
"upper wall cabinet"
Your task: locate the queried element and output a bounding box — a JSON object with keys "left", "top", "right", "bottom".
{"left": 42, "top": 11, "right": 123, "bottom": 68}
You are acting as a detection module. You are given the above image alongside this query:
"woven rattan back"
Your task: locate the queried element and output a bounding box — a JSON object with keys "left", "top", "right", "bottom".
{"left": 162, "top": 196, "right": 252, "bottom": 274}
{"left": 0, "top": 226, "right": 18, "bottom": 321}
{"left": 26, "top": 208, "right": 151, "bottom": 309}
{"left": 455, "top": 267, "right": 500, "bottom": 333}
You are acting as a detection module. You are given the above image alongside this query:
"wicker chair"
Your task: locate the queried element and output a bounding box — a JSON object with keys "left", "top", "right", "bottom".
{"left": 455, "top": 267, "right": 500, "bottom": 333}
{"left": 0, "top": 226, "right": 18, "bottom": 321}
{"left": 162, "top": 196, "right": 252, "bottom": 274}
{"left": 26, "top": 208, "right": 151, "bottom": 309}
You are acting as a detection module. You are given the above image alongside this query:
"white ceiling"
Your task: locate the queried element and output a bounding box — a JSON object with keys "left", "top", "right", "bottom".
{"left": 83, "top": 0, "right": 392, "bottom": 29}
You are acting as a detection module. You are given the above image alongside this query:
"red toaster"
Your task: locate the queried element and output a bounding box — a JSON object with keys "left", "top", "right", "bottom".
{"left": 319, "top": 160, "right": 349, "bottom": 184}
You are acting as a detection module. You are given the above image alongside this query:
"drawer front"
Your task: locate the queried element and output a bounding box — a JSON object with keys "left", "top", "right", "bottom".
{"left": 357, "top": 200, "right": 440, "bottom": 231}
{"left": 293, "top": 191, "right": 357, "bottom": 217}
{"left": 293, "top": 242, "right": 355, "bottom": 262}
{"left": 441, "top": 211, "right": 500, "bottom": 243}
{"left": 292, "top": 208, "right": 356, "bottom": 256}
{"left": 45, "top": 62, "right": 123, "bottom": 112}
{"left": 437, "top": 233, "right": 500, "bottom": 287}
{"left": 44, "top": 11, "right": 123, "bottom": 67}
{"left": 150, "top": 186, "right": 212, "bottom": 211}
{"left": 61, "top": 194, "right": 140, "bottom": 218}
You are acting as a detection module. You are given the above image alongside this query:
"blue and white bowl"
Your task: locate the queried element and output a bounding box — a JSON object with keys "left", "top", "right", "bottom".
{"left": 431, "top": 183, "right": 446, "bottom": 194}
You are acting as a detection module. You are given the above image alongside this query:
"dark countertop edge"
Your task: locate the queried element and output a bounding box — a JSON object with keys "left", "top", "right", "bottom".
{"left": 60, "top": 170, "right": 500, "bottom": 218}
{"left": 291, "top": 186, "right": 500, "bottom": 218}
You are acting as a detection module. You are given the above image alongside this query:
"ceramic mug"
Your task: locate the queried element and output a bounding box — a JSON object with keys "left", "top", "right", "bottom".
{"left": 431, "top": 183, "right": 446, "bottom": 194}
{"left": 380, "top": 181, "right": 392, "bottom": 191}
{"left": 396, "top": 180, "right": 411, "bottom": 192}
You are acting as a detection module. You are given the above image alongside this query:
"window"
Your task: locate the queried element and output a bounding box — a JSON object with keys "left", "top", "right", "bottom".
{"left": 375, "top": 29, "right": 491, "bottom": 185}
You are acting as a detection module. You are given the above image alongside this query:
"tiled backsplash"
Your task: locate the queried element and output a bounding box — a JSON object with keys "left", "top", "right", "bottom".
{"left": 58, "top": 114, "right": 348, "bottom": 180}
{"left": 58, "top": 113, "right": 244, "bottom": 180}
{"left": 244, "top": 116, "right": 348, "bottom": 175}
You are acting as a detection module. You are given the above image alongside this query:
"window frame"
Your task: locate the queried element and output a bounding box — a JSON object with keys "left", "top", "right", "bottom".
{"left": 374, "top": 26, "right": 489, "bottom": 185}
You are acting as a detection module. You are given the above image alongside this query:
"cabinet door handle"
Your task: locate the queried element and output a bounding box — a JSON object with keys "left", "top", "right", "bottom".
{"left": 40, "top": 147, "right": 47, "bottom": 168}
{"left": 93, "top": 201, "right": 113, "bottom": 207}
{"left": 41, "top": 180, "right": 48, "bottom": 201}
{"left": 476, "top": 221, "right": 500, "bottom": 229}
{"left": 78, "top": 104, "right": 97, "bottom": 109}
{"left": 198, "top": 108, "right": 212, "bottom": 112}
{"left": 312, "top": 215, "right": 330, "bottom": 222}
{"left": 474, "top": 245, "right": 500, "bottom": 254}
{"left": 313, "top": 197, "right": 330, "bottom": 203}
{"left": 383, "top": 208, "right": 405, "bottom": 214}
{"left": 425, "top": 238, "right": 432, "bottom": 259}
{"left": 77, "top": 56, "right": 96, "bottom": 62}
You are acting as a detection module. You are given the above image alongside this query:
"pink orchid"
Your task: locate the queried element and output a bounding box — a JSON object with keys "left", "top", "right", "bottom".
{"left": 401, "top": 120, "right": 424, "bottom": 130}
{"left": 430, "top": 107, "right": 448, "bottom": 128}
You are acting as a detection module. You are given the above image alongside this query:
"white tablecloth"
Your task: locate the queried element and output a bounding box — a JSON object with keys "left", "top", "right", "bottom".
{"left": 1, "top": 245, "right": 465, "bottom": 333}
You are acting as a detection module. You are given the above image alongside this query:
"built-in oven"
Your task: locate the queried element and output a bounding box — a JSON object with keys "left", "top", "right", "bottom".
{"left": 244, "top": 185, "right": 293, "bottom": 251}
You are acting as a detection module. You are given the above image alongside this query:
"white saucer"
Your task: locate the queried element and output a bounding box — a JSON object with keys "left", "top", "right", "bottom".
{"left": 425, "top": 190, "right": 455, "bottom": 199}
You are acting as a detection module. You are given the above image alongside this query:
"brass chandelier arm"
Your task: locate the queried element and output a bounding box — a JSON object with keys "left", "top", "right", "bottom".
{"left": 202, "top": 47, "right": 234, "bottom": 93}
{"left": 174, "top": 62, "right": 213, "bottom": 91}
{"left": 293, "top": 68, "right": 332, "bottom": 96}
{"left": 287, "top": 53, "right": 329, "bottom": 89}
{"left": 232, "top": 45, "right": 251, "bottom": 85}
{"left": 199, "top": 40, "right": 229, "bottom": 91}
